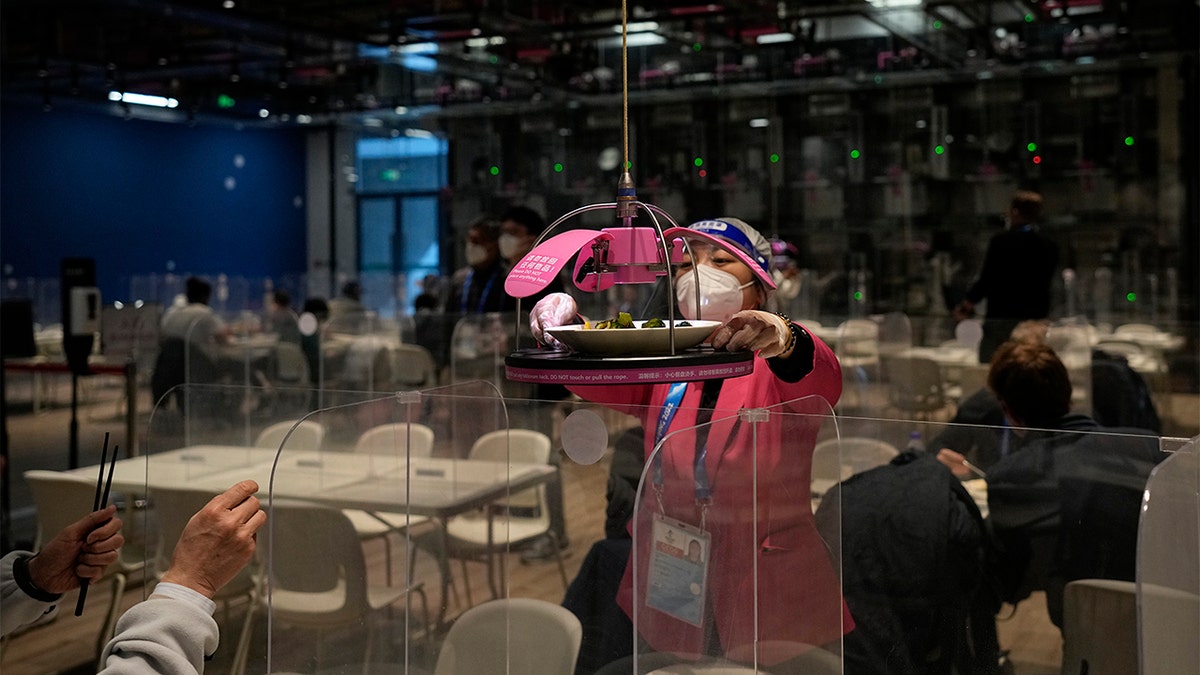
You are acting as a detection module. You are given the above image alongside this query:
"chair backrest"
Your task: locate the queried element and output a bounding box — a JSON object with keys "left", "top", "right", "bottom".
{"left": 1062, "top": 579, "right": 1138, "bottom": 675}
{"left": 390, "top": 343, "right": 438, "bottom": 388}
{"left": 835, "top": 319, "right": 880, "bottom": 359}
{"left": 273, "top": 341, "right": 311, "bottom": 386}
{"left": 881, "top": 354, "right": 948, "bottom": 413}
{"left": 23, "top": 470, "right": 140, "bottom": 576}
{"left": 434, "top": 597, "right": 582, "bottom": 675}
{"left": 811, "top": 437, "right": 899, "bottom": 483}
{"left": 254, "top": 419, "right": 326, "bottom": 452}
{"left": 262, "top": 499, "right": 368, "bottom": 626}
{"left": 354, "top": 422, "right": 435, "bottom": 457}
{"left": 469, "top": 429, "right": 552, "bottom": 510}
{"left": 1114, "top": 322, "right": 1158, "bottom": 337}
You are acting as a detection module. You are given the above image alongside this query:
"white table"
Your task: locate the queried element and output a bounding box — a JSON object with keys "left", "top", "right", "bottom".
{"left": 71, "top": 444, "right": 554, "bottom": 625}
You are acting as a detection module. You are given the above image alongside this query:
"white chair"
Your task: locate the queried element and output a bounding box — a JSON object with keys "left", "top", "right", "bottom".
{"left": 880, "top": 354, "right": 955, "bottom": 421}
{"left": 811, "top": 437, "right": 899, "bottom": 485}
{"left": 433, "top": 597, "right": 582, "bottom": 675}
{"left": 1113, "top": 322, "right": 1158, "bottom": 337}
{"left": 344, "top": 423, "right": 439, "bottom": 584}
{"left": 252, "top": 419, "right": 325, "bottom": 452}
{"left": 439, "top": 429, "right": 567, "bottom": 605}
{"left": 231, "top": 499, "right": 430, "bottom": 675}
{"left": 390, "top": 342, "right": 439, "bottom": 388}
{"left": 1061, "top": 579, "right": 1138, "bottom": 675}
{"left": 23, "top": 470, "right": 146, "bottom": 670}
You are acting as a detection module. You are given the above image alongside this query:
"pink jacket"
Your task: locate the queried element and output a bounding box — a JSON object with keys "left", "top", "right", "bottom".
{"left": 569, "top": 327, "right": 851, "bottom": 664}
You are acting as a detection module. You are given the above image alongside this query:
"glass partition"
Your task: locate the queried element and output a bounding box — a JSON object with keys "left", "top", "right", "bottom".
{"left": 1139, "top": 435, "right": 1200, "bottom": 675}
{"left": 35, "top": 380, "right": 1189, "bottom": 675}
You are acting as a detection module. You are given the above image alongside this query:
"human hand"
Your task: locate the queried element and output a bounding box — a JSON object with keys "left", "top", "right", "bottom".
{"left": 160, "top": 480, "right": 267, "bottom": 599}
{"left": 529, "top": 293, "right": 578, "bottom": 348}
{"left": 711, "top": 310, "right": 792, "bottom": 358}
{"left": 27, "top": 505, "right": 124, "bottom": 594}
{"left": 936, "top": 448, "right": 972, "bottom": 479}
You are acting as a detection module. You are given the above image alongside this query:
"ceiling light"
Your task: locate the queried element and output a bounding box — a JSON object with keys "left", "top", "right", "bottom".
{"left": 614, "top": 21, "right": 660, "bottom": 33}
{"left": 297, "top": 114, "right": 313, "bottom": 124}
{"left": 866, "top": 0, "right": 922, "bottom": 7}
{"left": 258, "top": 108, "right": 269, "bottom": 118}
{"left": 600, "top": 33, "right": 665, "bottom": 48}
{"left": 756, "top": 32, "right": 795, "bottom": 45}
{"left": 108, "top": 91, "right": 179, "bottom": 108}
{"left": 749, "top": 118, "right": 770, "bottom": 128}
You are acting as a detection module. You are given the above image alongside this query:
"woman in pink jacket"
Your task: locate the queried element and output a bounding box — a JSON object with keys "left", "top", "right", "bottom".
{"left": 531, "top": 218, "right": 850, "bottom": 669}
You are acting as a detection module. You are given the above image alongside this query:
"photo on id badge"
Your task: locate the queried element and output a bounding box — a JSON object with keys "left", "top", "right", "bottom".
{"left": 647, "top": 514, "right": 710, "bottom": 626}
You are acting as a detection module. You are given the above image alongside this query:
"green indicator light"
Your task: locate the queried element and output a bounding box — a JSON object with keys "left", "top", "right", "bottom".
{"left": 933, "top": 20, "right": 943, "bottom": 29}
{"left": 625, "top": 160, "right": 632, "bottom": 169}
{"left": 217, "top": 94, "right": 235, "bottom": 108}
{"left": 692, "top": 43, "right": 702, "bottom": 52}
{"left": 934, "top": 145, "right": 945, "bottom": 155}
{"left": 553, "top": 163, "right": 563, "bottom": 173}
{"left": 1124, "top": 136, "right": 1135, "bottom": 146}
{"left": 854, "top": 291, "right": 863, "bottom": 301}
{"left": 769, "top": 153, "right": 780, "bottom": 163}
{"left": 850, "top": 149, "right": 861, "bottom": 159}
{"left": 693, "top": 157, "right": 703, "bottom": 167}
{"left": 489, "top": 55, "right": 499, "bottom": 65}
{"left": 1024, "top": 14, "right": 1034, "bottom": 22}
{"left": 1126, "top": 292, "right": 1137, "bottom": 302}
{"left": 1027, "top": 142, "right": 1038, "bottom": 152}
{"left": 874, "top": 75, "right": 884, "bottom": 84}
{"left": 380, "top": 169, "right": 401, "bottom": 182}
{"left": 489, "top": 166, "right": 500, "bottom": 176}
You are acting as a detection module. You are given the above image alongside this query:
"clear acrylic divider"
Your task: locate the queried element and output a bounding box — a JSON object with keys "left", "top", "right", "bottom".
{"left": 1138, "top": 434, "right": 1200, "bottom": 674}
{"left": 256, "top": 380, "right": 524, "bottom": 673}
{"left": 628, "top": 395, "right": 844, "bottom": 674}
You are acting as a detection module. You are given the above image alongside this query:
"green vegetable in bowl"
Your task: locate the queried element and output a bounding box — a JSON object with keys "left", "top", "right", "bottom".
{"left": 643, "top": 317, "right": 665, "bottom": 328}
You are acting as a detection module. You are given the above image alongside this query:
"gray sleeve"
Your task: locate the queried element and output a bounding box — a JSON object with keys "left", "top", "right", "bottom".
{"left": 98, "top": 597, "right": 220, "bottom": 675}
{"left": 0, "top": 551, "right": 58, "bottom": 638}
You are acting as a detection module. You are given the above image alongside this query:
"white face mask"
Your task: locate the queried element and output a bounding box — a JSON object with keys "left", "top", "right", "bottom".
{"left": 466, "top": 243, "right": 489, "bottom": 266}
{"left": 675, "top": 265, "right": 754, "bottom": 324}
{"left": 498, "top": 233, "right": 527, "bottom": 260}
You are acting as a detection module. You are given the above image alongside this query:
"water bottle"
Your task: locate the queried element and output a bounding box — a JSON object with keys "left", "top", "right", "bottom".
{"left": 906, "top": 430, "right": 925, "bottom": 454}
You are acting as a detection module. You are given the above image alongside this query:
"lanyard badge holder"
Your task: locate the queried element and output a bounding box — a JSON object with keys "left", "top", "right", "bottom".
{"left": 645, "top": 382, "right": 713, "bottom": 626}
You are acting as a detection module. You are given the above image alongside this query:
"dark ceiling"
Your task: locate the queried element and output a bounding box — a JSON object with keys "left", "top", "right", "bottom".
{"left": 1, "top": 1, "right": 1194, "bottom": 128}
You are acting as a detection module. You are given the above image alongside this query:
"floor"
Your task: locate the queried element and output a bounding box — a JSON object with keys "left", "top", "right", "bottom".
{"left": 5, "top": 368, "right": 1191, "bottom": 674}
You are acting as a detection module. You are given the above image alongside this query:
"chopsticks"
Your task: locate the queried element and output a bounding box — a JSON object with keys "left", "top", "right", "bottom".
{"left": 76, "top": 432, "right": 118, "bottom": 617}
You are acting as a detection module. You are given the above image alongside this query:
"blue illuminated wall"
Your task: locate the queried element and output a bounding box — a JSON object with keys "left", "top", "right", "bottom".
{"left": 0, "top": 102, "right": 307, "bottom": 303}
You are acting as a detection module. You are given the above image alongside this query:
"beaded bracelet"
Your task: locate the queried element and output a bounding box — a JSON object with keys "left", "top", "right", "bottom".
{"left": 774, "top": 312, "right": 798, "bottom": 356}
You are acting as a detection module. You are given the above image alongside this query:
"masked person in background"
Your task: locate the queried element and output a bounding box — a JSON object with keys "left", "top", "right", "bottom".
{"left": 531, "top": 217, "right": 850, "bottom": 671}
{"left": 447, "top": 216, "right": 515, "bottom": 316}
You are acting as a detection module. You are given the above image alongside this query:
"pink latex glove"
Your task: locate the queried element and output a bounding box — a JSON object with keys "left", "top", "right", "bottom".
{"left": 529, "top": 292, "right": 579, "bottom": 349}
{"left": 710, "top": 310, "right": 792, "bottom": 358}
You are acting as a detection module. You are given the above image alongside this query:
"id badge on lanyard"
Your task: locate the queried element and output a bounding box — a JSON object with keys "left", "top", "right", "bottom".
{"left": 646, "top": 514, "right": 711, "bottom": 626}
{"left": 646, "top": 382, "right": 713, "bottom": 625}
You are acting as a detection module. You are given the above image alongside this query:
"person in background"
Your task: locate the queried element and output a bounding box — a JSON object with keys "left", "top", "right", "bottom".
{"left": 448, "top": 216, "right": 514, "bottom": 315}
{"left": 965, "top": 339, "right": 1163, "bottom": 665}
{"left": 263, "top": 290, "right": 301, "bottom": 345}
{"left": 935, "top": 320, "right": 1161, "bottom": 479}
{"left": 326, "top": 280, "right": 368, "bottom": 334}
{"left": 160, "top": 276, "right": 230, "bottom": 351}
{"left": 531, "top": 217, "right": 849, "bottom": 671}
{"left": 4, "top": 480, "right": 265, "bottom": 675}
{"left": 954, "top": 190, "right": 1059, "bottom": 363}
{"left": 497, "top": 205, "right": 572, "bottom": 564}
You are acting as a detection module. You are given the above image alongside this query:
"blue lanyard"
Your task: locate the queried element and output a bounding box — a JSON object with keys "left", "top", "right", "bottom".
{"left": 460, "top": 267, "right": 500, "bottom": 313}
{"left": 651, "top": 382, "right": 714, "bottom": 501}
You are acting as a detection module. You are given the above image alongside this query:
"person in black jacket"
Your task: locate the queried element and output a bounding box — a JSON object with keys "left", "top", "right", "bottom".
{"left": 980, "top": 340, "right": 1166, "bottom": 629}
{"left": 954, "top": 191, "right": 1059, "bottom": 363}
{"left": 814, "top": 452, "right": 985, "bottom": 675}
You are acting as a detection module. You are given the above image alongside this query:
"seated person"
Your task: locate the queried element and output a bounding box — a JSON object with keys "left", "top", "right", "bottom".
{"left": 934, "top": 320, "right": 1161, "bottom": 478}
{"left": 814, "top": 451, "right": 985, "bottom": 675}
{"left": 977, "top": 340, "right": 1165, "bottom": 629}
